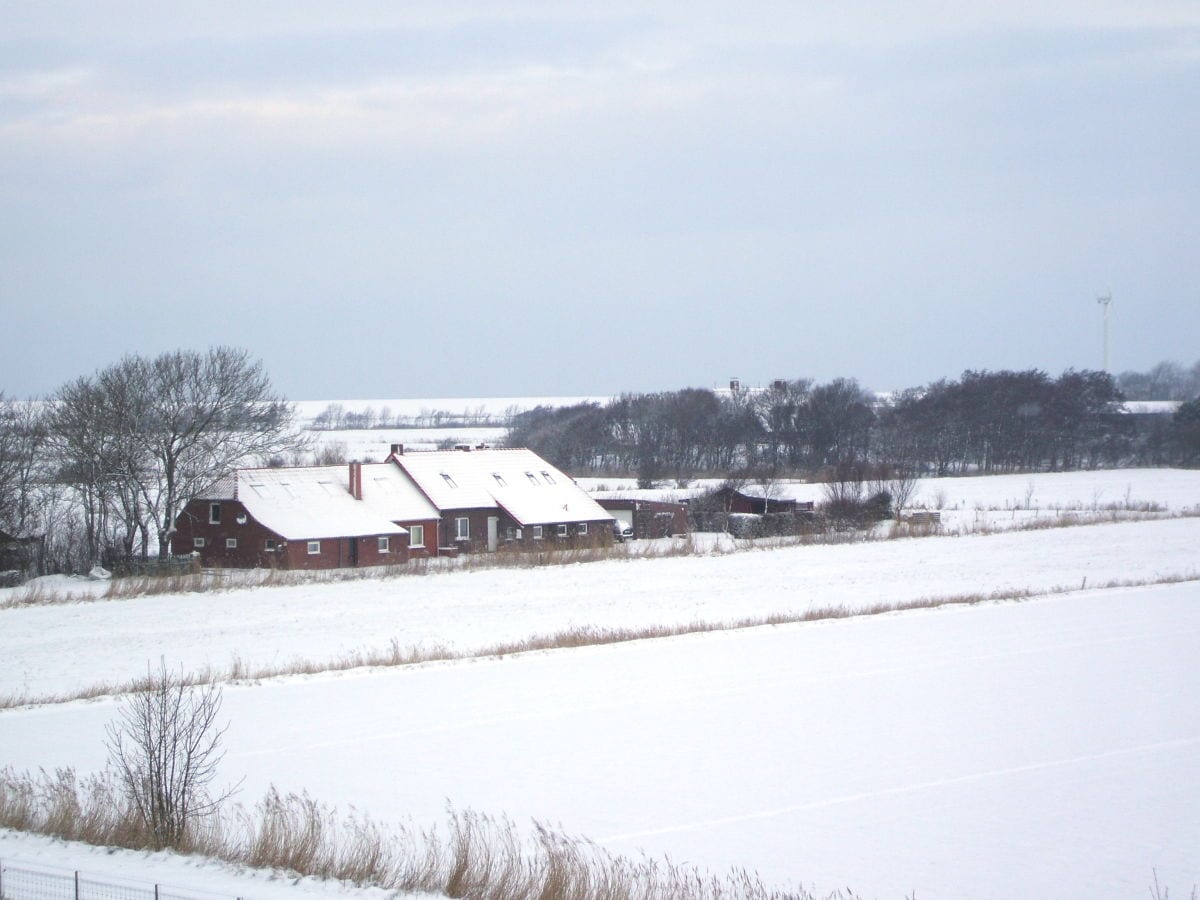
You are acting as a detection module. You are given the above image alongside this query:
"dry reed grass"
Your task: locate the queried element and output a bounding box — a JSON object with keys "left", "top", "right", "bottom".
{"left": 0, "top": 770, "right": 866, "bottom": 900}
{"left": 0, "top": 537, "right": 704, "bottom": 610}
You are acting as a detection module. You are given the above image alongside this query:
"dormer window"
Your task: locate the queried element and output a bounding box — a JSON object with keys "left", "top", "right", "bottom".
{"left": 541, "top": 471, "right": 556, "bottom": 484}
{"left": 493, "top": 473, "right": 507, "bottom": 487}
{"left": 209, "top": 503, "right": 221, "bottom": 524}
{"left": 526, "top": 472, "right": 539, "bottom": 485}
{"left": 441, "top": 473, "right": 458, "bottom": 488}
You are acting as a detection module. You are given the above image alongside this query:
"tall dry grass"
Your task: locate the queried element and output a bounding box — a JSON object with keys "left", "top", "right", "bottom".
{"left": 0, "top": 770, "right": 865, "bottom": 900}
{"left": 0, "top": 537, "right": 705, "bottom": 610}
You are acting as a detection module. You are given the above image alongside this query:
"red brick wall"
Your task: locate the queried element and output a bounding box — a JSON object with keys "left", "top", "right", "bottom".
{"left": 174, "top": 499, "right": 409, "bottom": 570}
{"left": 278, "top": 534, "right": 408, "bottom": 570}
{"left": 436, "top": 508, "right": 512, "bottom": 553}
{"left": 174, "top": 499, "right": 287, "bottom": 568}
{"left": 397, "top": 518, "right": 440, "bottom": 559}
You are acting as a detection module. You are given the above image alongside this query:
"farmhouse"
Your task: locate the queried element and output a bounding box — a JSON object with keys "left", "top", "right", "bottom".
{"left": 387, "top": 445, "right": 615, "bottom": 552}
{"left": 174, "top": 462, "right": 439, "bottom": 569}
{"left": 174, "top": 446, "right": 614, "bottom": 568}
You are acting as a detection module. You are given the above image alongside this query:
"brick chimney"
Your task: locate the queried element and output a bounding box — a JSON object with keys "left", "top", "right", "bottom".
{"left": 348, "top": 461, "right": 363, "bottom": 500}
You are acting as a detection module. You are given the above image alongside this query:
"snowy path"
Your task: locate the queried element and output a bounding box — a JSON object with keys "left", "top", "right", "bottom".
{"left": 3, "top": 517, "right": 1199, "bottom": 700}
{"left": 2, "top": 582, "right": 1197, "bottom": 899}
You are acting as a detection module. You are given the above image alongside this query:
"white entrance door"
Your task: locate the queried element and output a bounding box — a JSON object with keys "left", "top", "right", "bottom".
{"left": 487, "top": 516, "right": 499, "bottom": 552}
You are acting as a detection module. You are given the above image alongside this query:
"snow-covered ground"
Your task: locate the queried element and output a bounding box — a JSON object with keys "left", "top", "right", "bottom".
{"left": 582, "top": 467, "right": 1200, "bottom": 533}
{"left": 306, "top": 426, "right": 508, "bottom": 460}
{"left": 3, "top": 517, "right": 1198, "bottom": 701}
{"left": 294, "top": 395, "right": 602, "bottom": 462}
{"left": 581, "top": 467, "right": 1200, "bottom": 512}
{"left": 2, "top": 469, "right": 1199, "bottom": 898}
{"left": 0, "top": 832, "right": 398, "bottom": 900}
{"left": 292, "top": 396, "right": 605, "bottom": 426}
{"left": 2, "top": 582, "right": 1197, "bottom": 899}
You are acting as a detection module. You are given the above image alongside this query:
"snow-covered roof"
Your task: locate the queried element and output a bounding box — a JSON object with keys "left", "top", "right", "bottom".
{"left": 391, "top": 448, "right": 614, "bottom": 526}
{"left": 357, "top": 463, "right": 440, "bottom": 523}
{"left": 231, "top": 467, "right": 408, "bottom": 541}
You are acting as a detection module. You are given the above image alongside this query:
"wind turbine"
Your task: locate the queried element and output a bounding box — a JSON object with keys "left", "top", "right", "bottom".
{"left": 1097, "top": 291, "right": 1112, "bottom": 372}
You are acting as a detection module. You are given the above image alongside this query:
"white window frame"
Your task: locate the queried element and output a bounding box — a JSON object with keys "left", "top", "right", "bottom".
{"left": 378, "top": 536, "right": 390, "bottom": 553}
{"left": 225, "top": 537, "right": 237, "bottom": 549}
{"left": 557, "top": 524, "right": 568, "bottom": 538}
{"left": 193, "top": 537, "right": 206, "bottom": 548}
{"left": 578, "top": 522, "right": 588, "bottom": 535}
{"left": 532, "top": 525, "right": 543, "bottom": 540}
{"left": 409, "top": 525, "right": 424, "bottom": 548}
{"left": 455, "top": 517, "right": 470, "bottom": 540}
{"left": 209, "top": 503, "right": 221, "bottom": 524}
{"left": 307, "top": 540, "right": 321, "bottom": 555}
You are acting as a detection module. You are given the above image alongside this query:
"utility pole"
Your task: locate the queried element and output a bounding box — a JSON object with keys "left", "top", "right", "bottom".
{"left": 1097, "top": 291, "right": 1112, "bottom": 372}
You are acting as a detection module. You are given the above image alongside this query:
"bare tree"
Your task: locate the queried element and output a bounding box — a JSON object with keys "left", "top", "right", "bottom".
{"left": 0, "top": 394, "right": 48, "bottom": 537}
{"left": 312, "top": 439, "right": 349, "bottom": 466}
{"left": 48, "top": 375, "right": 150, "bottom": 566}
{"left": 821, "top": 458, "right": 868, "bottom": 526}
{"left": 870, "top": 464, "right": 921, "bottom": 520}
{"left": 102, "top": 347, "right": 303, "bottom": 557}
{"left": 105, "top": 661, "right": 239, "bottom": 849}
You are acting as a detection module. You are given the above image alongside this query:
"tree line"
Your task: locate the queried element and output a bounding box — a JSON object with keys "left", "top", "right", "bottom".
{"left": 1116, "top": 359, "right": 1200, "bottom": 401}
{"left": 0, "top": 347, "right": 300, "bottom": 574}
{"left": 310, "top": 402, "right": 512, "bottom": 430}
{"left": 507, "top": 366, "right": 1200, "bottom": 485}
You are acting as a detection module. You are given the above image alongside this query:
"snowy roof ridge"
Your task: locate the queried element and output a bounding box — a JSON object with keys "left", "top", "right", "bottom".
{"left": 233, "top": 466, "right": 408, "bottom": 540}
{"left": 390, "top": 448, "right": 614, "bottom": 525}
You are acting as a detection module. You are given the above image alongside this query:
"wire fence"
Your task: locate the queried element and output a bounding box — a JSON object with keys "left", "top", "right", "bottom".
{"left": 0, "top": 859, "right": 243, "bottom": 900}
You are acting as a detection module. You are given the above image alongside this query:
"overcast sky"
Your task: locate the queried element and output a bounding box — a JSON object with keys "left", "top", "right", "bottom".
{"left": 2, "top": 2, "right": 1197, "bottom": 400}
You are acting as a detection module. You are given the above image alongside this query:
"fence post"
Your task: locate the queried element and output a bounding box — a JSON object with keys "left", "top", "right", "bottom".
{"left": 155, "top": 886, "right": 159, "bottom": 900}
{"left": 74, "top": 871, "right": 80, "bottom": 900}
{"left": 1, "top": 857, "right": 5, "bottom": 900}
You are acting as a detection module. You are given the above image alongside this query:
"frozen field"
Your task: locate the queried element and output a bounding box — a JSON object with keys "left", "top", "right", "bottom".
{"left": 1, "top": 583, "right": 1197, "bottom": 899}
{"left": 2, "top": 469, "right": 1199, "bottom": 898}
{"left": 3, "top": 516, "right": 1199, "bottom": 700}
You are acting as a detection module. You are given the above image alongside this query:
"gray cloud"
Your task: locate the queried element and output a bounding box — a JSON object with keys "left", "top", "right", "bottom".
{"left": 1, "top": 3, "right": 1197, "bottom": 398}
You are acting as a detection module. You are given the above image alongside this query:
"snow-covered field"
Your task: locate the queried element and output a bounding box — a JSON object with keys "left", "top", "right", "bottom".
{"left": 583, "top": 467, "right": 1200, "bottom": 533}
{"left": 306, "top": 426, "right": 508, "bottom": 459}
{"left": 4, "top": 517, "right": 1198, "bottom": 701}
{"left": 292, "top": 396, "right": 605, "bottom": 425}
{"left": 2, "top": 583, "right": 1197, "bottom": 899}
{"left": 2, "top": 469, "right": 1199, "bottom": 899}
{"left": 295, "top": 395, "right": 600, "bottom": 461}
